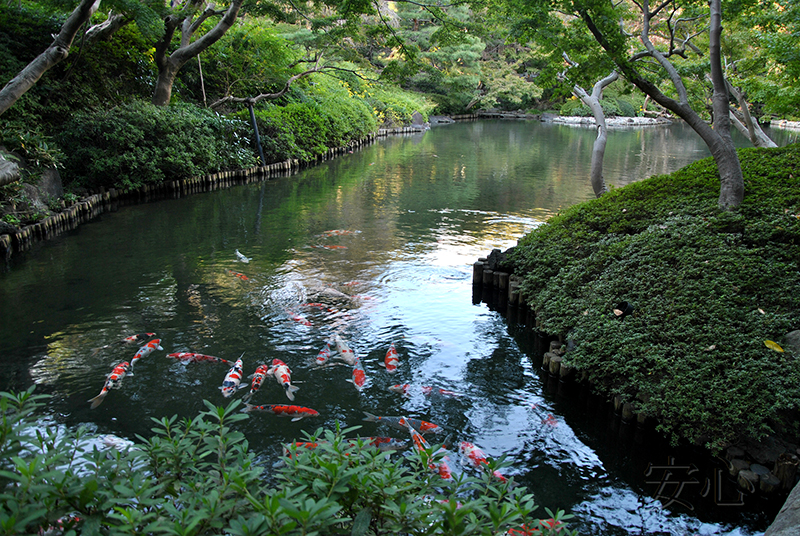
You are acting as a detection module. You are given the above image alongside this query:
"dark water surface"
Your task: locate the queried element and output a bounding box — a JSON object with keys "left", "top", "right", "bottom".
{"left": 1, "top": 120, "right": 796, "bottom": 535}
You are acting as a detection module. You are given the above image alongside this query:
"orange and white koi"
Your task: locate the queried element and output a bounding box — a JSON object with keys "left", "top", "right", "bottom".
{"left": 379, "top": 343, "right": 399, "bottom": 373}
{"left": 242, "top": 403, "right": 318, "bottom": 421}
{"left": 219, "top": 355, "right": 246, "bottom": 398}
{"left": 131, "top": 338, "right": 163, "bottom": 367}
{"left": 458, "top": 441, "right": 507, "bottom": 482}
{"left": 349, "top": 357, "right": 367, "bottom": 390}
{"left": 166, "top": 352, "right": 231, "bottom": 365}
{"left": 333, "top": 334, "right": 356, "bottom": 366}
{"left": 403, "top": 418, "right": 452, "bottom": 479}
{"left": 88, "top": 361, "right": 131, "bottom": 409}
{"left": 243, "top": 363, "right": 270, "bottom": 402}
{"left": 362, "top": 412, "right": 442, "bottom": 435}
{"left": 229, "top": 270, "right": 249, "bottom": 281}
{"left": 268, "top": 358, "right": 299, "bottom": 401}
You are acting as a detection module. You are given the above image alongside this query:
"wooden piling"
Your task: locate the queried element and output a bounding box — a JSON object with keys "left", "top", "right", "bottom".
{"left": 473, "top": 261, "right": 484, "bottom": 285}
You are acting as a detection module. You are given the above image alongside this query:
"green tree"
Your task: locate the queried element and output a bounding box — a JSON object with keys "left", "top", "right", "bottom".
{"left": 496, "top": 0, "right": 747, "bottom": 209}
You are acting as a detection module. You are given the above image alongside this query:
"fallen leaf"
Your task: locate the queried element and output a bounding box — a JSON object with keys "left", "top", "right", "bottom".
{"left": 613, "top": 308, "right": 623, "bottom": 317}
{"left": 764, "top": 340, "right": 784, "bottom": 353}
{"left": 758, "top": 308, "right": 766, "bottom": 315}
{"left": 706, "top": 345, "right": 716, "bottom": 351}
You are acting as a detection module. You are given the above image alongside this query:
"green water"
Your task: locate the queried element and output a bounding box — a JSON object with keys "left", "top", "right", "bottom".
{"left": 2, "top": 119, "right": 793, "bottom": 535}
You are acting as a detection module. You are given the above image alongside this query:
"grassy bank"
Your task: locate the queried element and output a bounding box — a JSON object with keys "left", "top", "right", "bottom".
{"left": 510, "top": 143, "right": 800, "bottom": 451}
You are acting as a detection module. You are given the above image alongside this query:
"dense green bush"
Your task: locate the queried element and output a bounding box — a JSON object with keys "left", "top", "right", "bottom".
{"left": 511, "top": 144, "right": 800, "bottom": 451}
{"left": 57, "top": 102, "right": 258, "bottom": 192}
{"left": 0, "top": 388, "right": 575, "bottom": 535}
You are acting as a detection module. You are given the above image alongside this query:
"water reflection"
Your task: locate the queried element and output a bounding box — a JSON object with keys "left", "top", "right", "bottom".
{"left": 0, "top": 119, "right": 784, "bottom": 535}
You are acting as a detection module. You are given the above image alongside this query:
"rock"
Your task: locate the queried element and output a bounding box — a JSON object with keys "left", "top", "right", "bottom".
{"left": 784, "top": 330, "right": 800, "bottom": 356}
{"left": 729, "top": 458, "right": 751, "bottom": 477}
{"left": 765, "top": 480, "right": 800, "bottom": 535}
{"left": 0, "top": 158, "right": 19, "bottom": 187}
{"left": 37, "top": 168, "right": 64, "bottom": 199}
{"left": 737, "top": 469, "right": 759, "bottom": 492}
{"left": 411, "top": 111, "right": 426, "bottom": 126}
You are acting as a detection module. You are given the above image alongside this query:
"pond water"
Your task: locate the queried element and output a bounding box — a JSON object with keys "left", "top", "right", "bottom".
{"left": 1, "top": 119, "right": 796, "bottom": 535}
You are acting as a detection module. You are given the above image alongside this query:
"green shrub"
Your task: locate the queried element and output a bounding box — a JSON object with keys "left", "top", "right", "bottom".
{"left": 511, "top": 144, "right": 800, "bottom": 451}
{"left": 57, "top": 102, "right": 257, "bottom": 192}
{"left": 0, "top": 388, "right": 576, "bottom": 535}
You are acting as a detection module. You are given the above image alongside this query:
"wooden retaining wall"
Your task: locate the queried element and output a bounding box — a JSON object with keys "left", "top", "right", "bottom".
{"left": 0, "top": 126, "right": 427, "bottom": 263}
{"left": 473, "top": 252, "right": 800, "bottom": 500}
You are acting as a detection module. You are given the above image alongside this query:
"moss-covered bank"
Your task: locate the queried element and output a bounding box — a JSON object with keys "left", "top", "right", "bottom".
{"left": 510, "top": 143, "right": 800, "bottom": 452}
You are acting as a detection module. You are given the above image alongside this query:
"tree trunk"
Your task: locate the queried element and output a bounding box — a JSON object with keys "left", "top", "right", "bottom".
{"left": 151, "top": 0, "right": 245, "bottom": 106}
{"left": 0, "top": 0, "right": 101, "bottom": 116}
{"left": 621, "top": 0, "right": 743, "bottom": 210}
{"left": 573, "top": 71, "right": 619, "bottom": 198}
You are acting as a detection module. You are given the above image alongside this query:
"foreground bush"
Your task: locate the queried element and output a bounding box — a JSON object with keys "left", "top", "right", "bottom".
{"left": 512, "top": 144, "right": 800, "bottom": 451}
{"left": 56, "top": 102, "right": 258, "bottom": 193}
{"left": 0, "top": 388, "right": 575, "bottom": 535}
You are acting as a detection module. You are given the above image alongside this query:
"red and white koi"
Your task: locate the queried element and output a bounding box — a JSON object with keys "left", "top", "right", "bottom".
{"left": 131, "top": 338, "right": 163, "bottom": 367}
{"left": 243, "top": 363, "right": 270, "bottom": 402}
{"left": 288, "top": 311, "right": 312, "bottom": 326}
{"left": 91, "top": 332, "right": 155, "bottom": 355}
{"left": 242, "top": 403, "right": 318, "bottom": 421}
{"left": 166, "top": 352, "right": 231, "bottom": 365}
{"left": 379, "top": 343, "right": 399, "bottom": 373}
{"left": 362, "top": 412, "right": 442, "bottom": 435}
{"left": 235, "top": 249, "right": 251, "bottom": 263}
{"left": 351, "top": 436, "right": 409, "bottom": 452}
{"left": 219, "top": 355, "right": 246, "bottom": 398}
{"left": 458, "top": 441, "right": 507, "bottom": 482}
{"left": 403, "top": 418, "right": 452, "bottom": 479}
{"left": 268, "top": 358, "right": 300, "bottom": 401}
{"left": 333, "top": 334, "right": 356, "bottom": 366}
{"left": 88, "top": 361, "right": 131, "bottom": 409}
{"left": 315, "top": 341, "right": 333, "bottom": 366}
{"left": 349, "top": 357, "right": 367, "bottom": 391}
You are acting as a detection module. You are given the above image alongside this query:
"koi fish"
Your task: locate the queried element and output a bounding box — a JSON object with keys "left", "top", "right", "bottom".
{"left": 315, "top": 342, "right": 333, "bottom": 366}
{"left": 268, "top": 358, "right": 299, "bottom": 401}
{"left": 166, "top": 352, "right": 231, "bottom": 365}
{"left": 229, "top": 270, "right": 249, "bottom": 281}
{"left": 333, "top": 334, "right": 356, "bottom": 366}
{"left": 219, "top": 355, "right": 246, "bottom": 397}
{"left": 88, "top": 361, "right": 131, "bottom": 409}
{"left": 351, "top": 437, "right": 409, "bottom": 452}
{"left": 349, "top": 357, "right": 367, "bottom": 390}
{"left": 243, "top": 363, "right": 270, "bottom": 402}
{"left": 379, "top": 343, "right": 399, "bottom": 373}
{"left": 403, "top": 417, "right": 451, "bottom": 479}
{"left": 131, "top": 338, "right": 163, "bottom": 367}
{"left": 242, "top": 403, "right": 318, "bottom": 421}
{"left": 362, "top": 412, "right": 442, "bottom": 434}
{"left": 235, "top": 249, "right": 251, "bottom": 263}
{"left": 458, "top": 441, "right": 507, "bottom": 482}
{"left": 506, "top": 519, "right": 562, "bottom": 536}
{"left": 91, "top": 332, "right": 156, "bottom": 355}
{"left": 288, "top": 311, "right": 312, "bottom": 326}
{"left": 282, "top": 441, "right": 322, "bottom": 457}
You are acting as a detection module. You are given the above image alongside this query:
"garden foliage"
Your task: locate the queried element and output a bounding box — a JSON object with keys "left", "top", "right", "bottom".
{"left": 511, "top": 144, "right": 800, "bottom": 451}
{"left": 56, "top": 102, "right": 258, "bottom": 192}
{"left": 0, "top": 388, "right": 574, "bottom": 535}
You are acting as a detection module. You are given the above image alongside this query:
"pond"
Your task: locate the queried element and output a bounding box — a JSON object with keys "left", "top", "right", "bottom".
{"left": 1, "top": 119, "right": 796, "bottom": 535}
